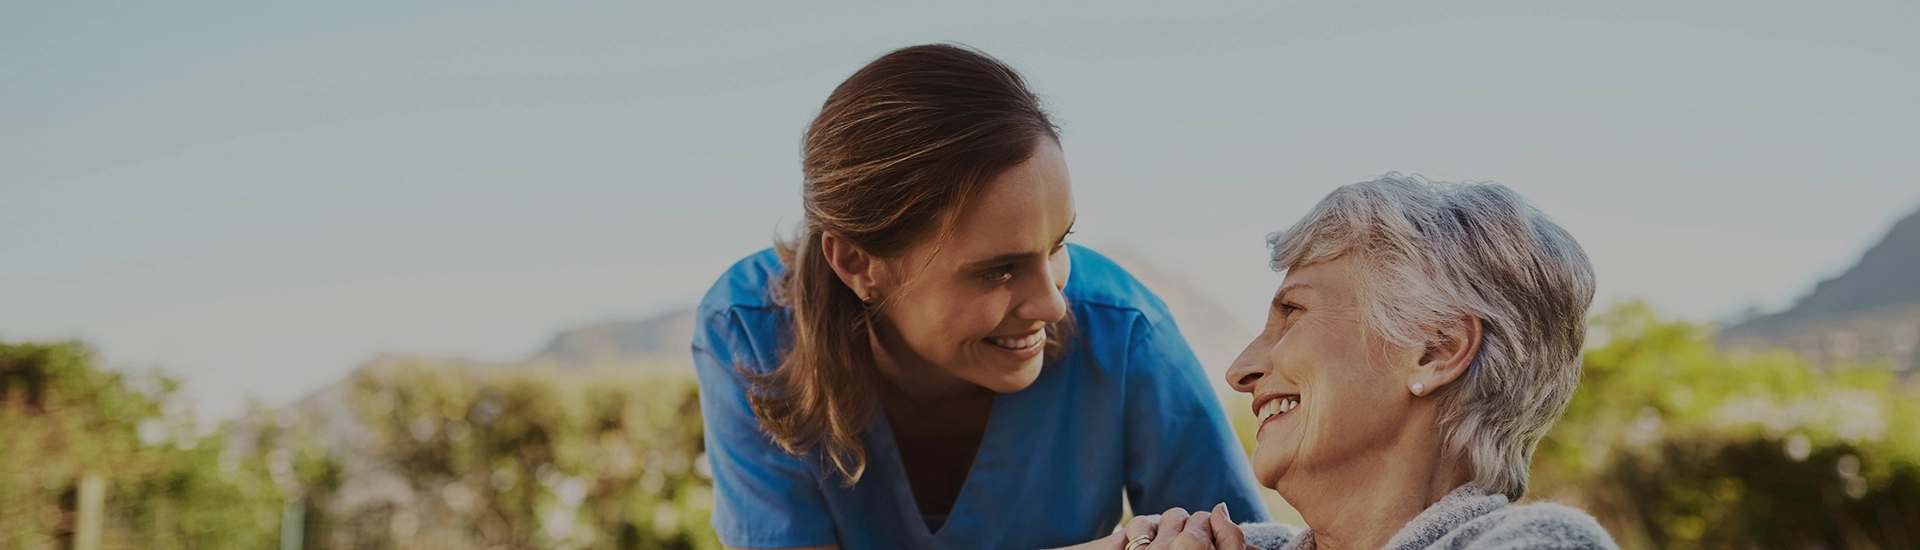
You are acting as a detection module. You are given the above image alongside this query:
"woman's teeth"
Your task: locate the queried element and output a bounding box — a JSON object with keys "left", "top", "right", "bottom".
{"left": 987, "top": 330, "right": 1045, "bottom": 350}
{"left": 1259, "top": 396, "right": 1301, "bottom": 422}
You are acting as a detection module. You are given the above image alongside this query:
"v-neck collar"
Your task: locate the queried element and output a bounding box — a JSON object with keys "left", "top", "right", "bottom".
{"left": 870, "top": 385, "right": 1019, "bottom": 546}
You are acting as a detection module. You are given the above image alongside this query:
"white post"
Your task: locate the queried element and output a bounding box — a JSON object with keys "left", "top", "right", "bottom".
{"left": 75, "top": 474, "right": 105, "bottom": 550}
{"left": 280, "top": 500, "right": 304, "bottom": 550}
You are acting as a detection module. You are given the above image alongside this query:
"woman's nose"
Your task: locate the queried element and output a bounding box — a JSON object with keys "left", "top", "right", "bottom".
{"left": 1014, "top": 265, "right": 1069, "bottom": 323}
{"left": 1225, "top": 336, "right": 1272, "bottom": 393}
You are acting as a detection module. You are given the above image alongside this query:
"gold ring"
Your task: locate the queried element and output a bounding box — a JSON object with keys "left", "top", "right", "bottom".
{"left": 1125, "top": 535, "right": 1153, "bottom": 550}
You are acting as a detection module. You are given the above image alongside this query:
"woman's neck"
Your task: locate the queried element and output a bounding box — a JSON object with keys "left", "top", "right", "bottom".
{"left": 868, "top": 319, "right": 978, "bottom": 403}
{"left": 1283, "top": 410, "right": 1472, "bottom": 550}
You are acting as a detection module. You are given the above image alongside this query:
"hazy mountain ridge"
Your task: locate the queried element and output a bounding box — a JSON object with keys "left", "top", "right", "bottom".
{"left": 1721, "top": 205, "right": 1920, "bottom": 373}
{"left": 1728, "top": 206, "right": 1920, "bottom": 335}
{"left": 528, "top": 309, "right": 696, "bottom": 369}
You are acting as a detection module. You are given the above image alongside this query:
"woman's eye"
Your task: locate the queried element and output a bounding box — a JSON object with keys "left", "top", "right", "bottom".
{"left": 1279, "top": 302, "right": 1302, "bottom": 316}
{"left": 982, "top": 266, "right": 1014, "bottom": 283}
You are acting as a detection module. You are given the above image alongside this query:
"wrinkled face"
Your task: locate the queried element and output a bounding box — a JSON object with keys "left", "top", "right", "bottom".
{"left": 873, "top": 140, "right": 1075, "bottom": 393}
{"left": 1225, "top": 256, "right": 1426, "bottom": 490}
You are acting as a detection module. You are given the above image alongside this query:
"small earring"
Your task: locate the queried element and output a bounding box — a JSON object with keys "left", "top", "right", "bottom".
{"left": 1411, "top": 383, "right": 1426, "bottom": 396}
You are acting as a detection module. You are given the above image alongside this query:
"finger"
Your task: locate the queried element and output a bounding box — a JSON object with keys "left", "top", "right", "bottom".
{"left": 1150, "top": 508, "right": 1190, "bottom": 549}
{"left": 1174, "top": 511, "right": 1215, "bottom": 550}
{"left": 1209, "top": 503, "right": 1246, "bottom": 550}
{"left": 1123, "top": 515, "right": 1161, "bottom": 546}
{"left": 1182, "top": 510, "right": 1211, "bottom": 532}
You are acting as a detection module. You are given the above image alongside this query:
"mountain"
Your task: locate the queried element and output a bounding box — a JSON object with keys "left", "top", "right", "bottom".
{"left": 528, "top": 309, "right": 696, "bottom": 369}
{"left": 1722, "top": 206, "right": 1920, "bottom": 373}
{"left": 1738, "top": 206, "right": 1920, "bottom": 329}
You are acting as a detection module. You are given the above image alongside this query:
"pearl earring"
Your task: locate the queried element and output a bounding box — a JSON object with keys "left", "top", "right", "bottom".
{"left": 1411, "top": 383, "right": 1426, "bottom": 396}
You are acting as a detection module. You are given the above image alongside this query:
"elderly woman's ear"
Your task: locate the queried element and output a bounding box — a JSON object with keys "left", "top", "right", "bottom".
{"left": 1409, "top": 315, "right": 1484, "bottom": 396}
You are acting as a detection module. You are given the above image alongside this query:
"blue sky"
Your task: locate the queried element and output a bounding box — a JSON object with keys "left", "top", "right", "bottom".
{"left": 4, "top": 1, "right": 1918, "bottom": 418}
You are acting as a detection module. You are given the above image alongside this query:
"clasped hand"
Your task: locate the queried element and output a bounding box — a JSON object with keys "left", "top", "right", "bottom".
{"left": 1122, "top": 503, "right": 1263, "bottom": 550}
{"left": 1056, "top": 503, "right": 1263, "bottom": 550}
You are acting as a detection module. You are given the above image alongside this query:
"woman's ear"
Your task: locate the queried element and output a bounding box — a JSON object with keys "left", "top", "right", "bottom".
{"left": 820, "top": 231, "right": 880, "bottom": 302}
{"left": 1411, "top": 314, "right": 1483, "bottom": 396}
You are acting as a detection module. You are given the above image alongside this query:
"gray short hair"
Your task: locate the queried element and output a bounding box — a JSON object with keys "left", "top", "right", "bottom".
{"left": 1268, "top": 173, "right": 1596, "bottom": 500}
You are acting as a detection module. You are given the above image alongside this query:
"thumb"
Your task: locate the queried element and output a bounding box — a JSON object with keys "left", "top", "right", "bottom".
{"left": 1209, "top": 503, "right": 1247, "bottom": 550}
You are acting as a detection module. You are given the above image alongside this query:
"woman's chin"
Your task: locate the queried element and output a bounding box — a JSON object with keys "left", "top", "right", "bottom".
{"left": 971, "top": 359, "right": 1044, "bottom": 393}
{"left": 961, "top": 340, "right": 1047, "bottom": 392}
{"left": 1254, "top": 464, "right": 1285, "bottom": 490}
{"left": 1250, "top": 443, "right": 1292, "bottom": 489}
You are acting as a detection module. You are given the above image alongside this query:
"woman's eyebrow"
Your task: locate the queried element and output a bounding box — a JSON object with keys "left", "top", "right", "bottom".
{"left": 1273, "top": 283, "right": 1314, "bottom": 309}
{"left": 963, "top": 218, "right": 1078, "bottom": 269}
{"left": 965, "top": 252, "right": 1040, "bottom": 269}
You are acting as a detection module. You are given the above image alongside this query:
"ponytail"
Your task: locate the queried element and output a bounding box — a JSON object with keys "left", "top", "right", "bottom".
{"left": 746, "top": 230, "right": 876, "bottom": 482}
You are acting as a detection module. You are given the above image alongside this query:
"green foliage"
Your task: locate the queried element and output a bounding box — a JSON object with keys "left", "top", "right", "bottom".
{"left": 11, "top": 301, "right": 1918, "bottom": 549}
{"left": 0, "top": 341, "right": 330, "bottom": 550}
{"left": 1533, "top": 301, "right": 1920, "bottom": 549}
{"left": 0, "top": 343, "right": 716, "bottom": 550}
{"left": 328, "top": 359, "right": 717, "bottom": 550}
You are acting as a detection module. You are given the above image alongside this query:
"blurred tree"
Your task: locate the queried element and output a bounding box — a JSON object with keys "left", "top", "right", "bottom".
{"left": 1533, "top": 302, "right": 1920, "bottom": 549}
{"left": 330, "top": 359, "right": 717, "bottom": 550}
{"left": 0, "top": 341, "right": 331, "bottom": 550}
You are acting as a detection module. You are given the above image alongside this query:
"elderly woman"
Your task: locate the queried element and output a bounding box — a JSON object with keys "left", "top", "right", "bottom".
{"left": 1107, "top": 174, "right": 1615, "bottom": 550}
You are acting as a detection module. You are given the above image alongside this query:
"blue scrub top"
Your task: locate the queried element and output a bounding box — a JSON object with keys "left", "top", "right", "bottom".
{"left": 693, "top": 244, "right": 1269, "bottom": 549}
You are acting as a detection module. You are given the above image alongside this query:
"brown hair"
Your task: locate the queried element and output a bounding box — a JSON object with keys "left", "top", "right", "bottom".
{"left": 748, "top": 44, "right": 1068, "bottom": 484}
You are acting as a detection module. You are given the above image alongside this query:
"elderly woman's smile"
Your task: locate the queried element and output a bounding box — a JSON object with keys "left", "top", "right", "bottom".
{"left": 1233, "top": 255, "right": 1442, "bottom": 491}
{"left": 1252, "top": 393, "right": 1298, "bottom": 431}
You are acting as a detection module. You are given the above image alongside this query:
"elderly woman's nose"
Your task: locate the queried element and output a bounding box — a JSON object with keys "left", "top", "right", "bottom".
{"left": 1230, "top": 369, "right": 1263, "bottom": 391}
{"left": 1225, "top": 345, "right": 1269, "bottom": 393}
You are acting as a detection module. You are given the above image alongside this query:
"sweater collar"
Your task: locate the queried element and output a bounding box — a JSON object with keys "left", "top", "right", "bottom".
{"left": 1281, "top": 485, "right": 1506, "bottom": 550}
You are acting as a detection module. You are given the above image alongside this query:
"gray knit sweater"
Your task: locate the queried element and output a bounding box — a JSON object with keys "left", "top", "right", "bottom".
{"left": 1239, "top": 486, "right": 1617, "bottom": 550}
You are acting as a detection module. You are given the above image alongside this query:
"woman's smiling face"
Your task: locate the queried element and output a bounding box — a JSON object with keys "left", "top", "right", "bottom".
{"left": 1226, "top": 255, "right": 1427, "bottom": 490}
{"left": 870, "top": 139, "right": 1076, "bottom": 393}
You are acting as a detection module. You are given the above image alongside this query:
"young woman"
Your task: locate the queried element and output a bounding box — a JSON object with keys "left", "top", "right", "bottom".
{"left": 692, "top": 44, "right": 1267, "bottom": 550}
